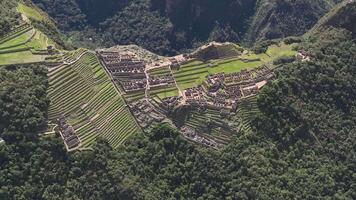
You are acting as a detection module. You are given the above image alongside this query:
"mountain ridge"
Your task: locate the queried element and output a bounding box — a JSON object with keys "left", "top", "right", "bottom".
{"left": 32, "top": 0, "right": 342, "bottom": 55}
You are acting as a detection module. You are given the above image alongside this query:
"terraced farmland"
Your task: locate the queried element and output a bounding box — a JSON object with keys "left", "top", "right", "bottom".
{"left": 48, "top": 51, "right": 141, "bottom": 148}
{"left": 183, "top": 109, "right": 233, "bottom": 144}
{"left": 148, "top": 66, "right": 180, "bottom": 99}
{"left": 236, "top": 96, "right": 260, "bottom": 133}
{"left": 173, "top": 42, "right": 296, "bottom": 90}
{"left": 0, "top": 23, "right": 51, "bottom": 65}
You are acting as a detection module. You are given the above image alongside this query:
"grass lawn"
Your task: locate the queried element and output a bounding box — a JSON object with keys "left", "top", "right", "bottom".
{"left": 175, "top": 59, "right": 260, "bottom": 90}
{"left": 0, "top": 51, "right": 46, "bottom": 65}
{"left": 156, "top": 89, "right": 179, "bottom": 99}
{"left": 0, "top": 29, "right": 35, "bottom": 49}
{"left": 240, "top": 43, "right": 297, "bottom": 63}
{"left": 17, "top": 3, "right": 45, "bottom": 22}
{"left": 265, "top": 43, "right": 296, "bottom": 60}
{"left": 209, "top": 59, "right": 262, "bottom": 74}
{"left": 149, "top": 87, "right": 179, "bottom": 99}
{"left": 174, "top": 42, "right": 297, "bottom": 90}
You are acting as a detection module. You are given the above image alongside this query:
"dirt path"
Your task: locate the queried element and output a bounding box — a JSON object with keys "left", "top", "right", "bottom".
{"left": 43, "top": 124, "right": 57, "bottom": 135}
{"left": 168, "top": 66, "right": 184, "bottom": 98}
{"left": 63, "top": 51, "right": 88, "bottom": 65}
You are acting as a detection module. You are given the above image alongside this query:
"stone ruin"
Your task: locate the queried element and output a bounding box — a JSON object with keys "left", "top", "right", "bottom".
{"left": 160, "top": 96, "right": 182, "bottom": 110}
{"left": 149, "top": 74, "right": 175, "bottom": 88}
{"left": 181, "top": 126, "right": 222, "bottom": 149}
{"left": 129, "top": 99, "right": 166, "bottom": 128}
{"left": 57, "top": 115, "right": 81, "bottom": 150}
{"left": 99, "top": 51, "right": 147, "bottom": 93}
{"left": 182, "top": 65, "right": 274, "bottom": 112}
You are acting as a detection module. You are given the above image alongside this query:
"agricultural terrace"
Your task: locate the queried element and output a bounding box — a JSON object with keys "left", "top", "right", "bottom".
{"left": 183, "top": 109, "right": 233, "bottom": 144}
{"left": 173, "top": 43, "right": 296, "bottom": 90}
{"left": 0, "top": 23, "right": 53, "bottom": 65}
{"left": 228, "top": 95, "right": 260, "bottom": 134}
{"left": 147, "top": 66, "right": 180, "bottom": 99}
{"left": 48, "top": 51, "right": 140, "bottom": 149}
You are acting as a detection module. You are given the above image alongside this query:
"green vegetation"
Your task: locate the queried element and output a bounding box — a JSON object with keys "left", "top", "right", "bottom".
{"left": 123, "top": 90, "right": 146, "bottom": 103}
{"left": 244, "top": 0, "right": 340, "bottom": 45}
{"left": 32, "top": 0, "right": 340, "bottom": 55}
{"left": 0, "top": 51, "right": 46, "bottom": 65}
{"left": 0, "top": 27, "right": 355, "bottom": 199}
{"left": 17, "top": 3, "right": 46, "bottom": 22}
{"left": 0, "top": 25, "right": 51, "bottom": 65}
{"left": 47, "top": 51, "right": 141, "bottom": 148}
{"left": 0, "top": 29, "right": 35, "bottom": 49}
{"left": 174, "top": 43, "right": 296, "bottom": 90}
{"left": 0, "top": 1, "right": 355, "bottom": 199}
{"left": 149, "top": 87, "right": 179, "bottom": 99}
{"left": 0, "top": 64, "right": 49, "bottom": 134}
{"left": 147, "top": 66, "right": 180, "bottom": 98}
{"left": 0, "top": 0, "right": 21, "bottom": 37}
{"left": 182, "top": 108, "right": 232, "bottom": 144}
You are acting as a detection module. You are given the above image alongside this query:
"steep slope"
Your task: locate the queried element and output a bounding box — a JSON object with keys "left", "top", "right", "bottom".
{"left": 309, "top": 0, "right": 356, "bottom": 36}
{"left": 32, "top": 0, "right": 339, "bottom": 55}
{"left": 244, "top": 0, "right": 342, "bottom": 45}
{"left": 0, "top": 0, "right": 21, "bottom": 37}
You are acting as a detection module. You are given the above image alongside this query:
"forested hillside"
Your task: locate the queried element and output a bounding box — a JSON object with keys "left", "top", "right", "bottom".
{"left": 244, "top": 0, "right": 341, "bottom": 44}
{"left": 32, "top": 0, "right": 339, "bottom": 55}
{"left": 310, "top": 0, "right": 356, "bottom": 36}
{"left": 0, "top": 0, "right": 21, "bottom": 37}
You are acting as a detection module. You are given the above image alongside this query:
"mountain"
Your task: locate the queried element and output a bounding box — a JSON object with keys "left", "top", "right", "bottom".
{"left": 32, "top": 0, "right": 340, "bottom": 55}
{"left": 244, "top": 0, "right": 342, "bottom": 44}
{"left": 0, "top": 0, "right": 355, "bottom": 199}
{"left": 309, "top": 0, "right": 356, "bottom": 36}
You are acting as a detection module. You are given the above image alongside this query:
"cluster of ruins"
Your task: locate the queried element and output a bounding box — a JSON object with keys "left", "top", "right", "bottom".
{"left": 148, "top": 74, "right": 175, "bottom": 88}
{"left": 121, "top": 79, "right": 147, "bottom": 92}
{"left": 98, "top": 48, "right": 275, "bottom": 149}
{"left": 57, "top": 115, "right": 80, "bottom": 150}
{"left": 182, "top": 65, "right": 274, "bottom": 112}
{"left": 159, "top": 96, "right": 182, "bottom": 110}
{"left": 99, "top": 51, "right": 147, "bottom": 92}
{"left": 129, "top": 99, "right": 166, "bottom": 128}
{"left": 181, "top": 126, "right": 222, "bottom": 149}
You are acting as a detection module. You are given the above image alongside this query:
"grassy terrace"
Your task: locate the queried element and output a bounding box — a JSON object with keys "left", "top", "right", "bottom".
{"left": 235, "top": 96, "right": 260, "bottom": 133}
{"left": 174, "top": 43, "right": 296, "bottom": 90}
{"left": 149, "top": 86, "right": 179, "bottom": 99}
{"left": 147, "top": 66, "right": 180, "bottom": 99}
{"left": 184, "top": 109, "right": 232, "bottom": 144}
{"left": 48, "top": 51, "right": 141, "bottom": 148}
{"left": 0, "top": 25, "right": 52, "bottom": 65}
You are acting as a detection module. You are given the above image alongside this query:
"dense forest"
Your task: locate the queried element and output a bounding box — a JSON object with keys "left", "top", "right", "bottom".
{"left": 0, "top": 0, "right": 21, "bottom": 37}
{"left": 32, "top": 0, "right": 340, "bottom": 55}
{"left": 1, "top": 25, "right": 355, "bottom": 199}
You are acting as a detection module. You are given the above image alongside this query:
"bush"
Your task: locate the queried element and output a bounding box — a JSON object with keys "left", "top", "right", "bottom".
{"left": 273, "top": 55, "right": 296, "bottom": 65}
